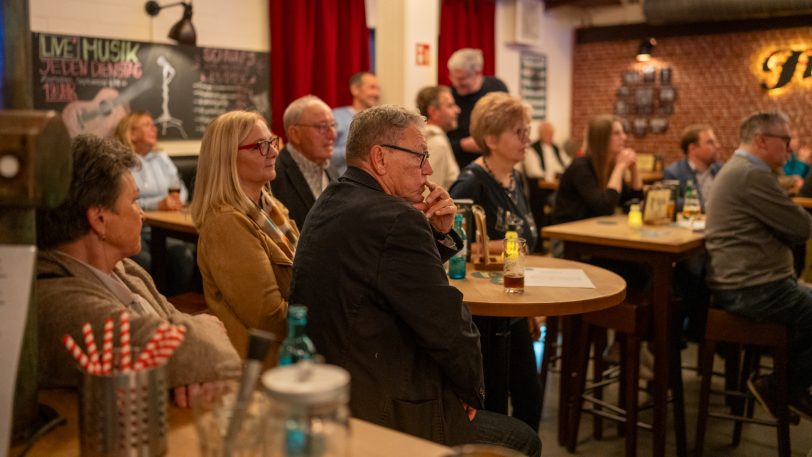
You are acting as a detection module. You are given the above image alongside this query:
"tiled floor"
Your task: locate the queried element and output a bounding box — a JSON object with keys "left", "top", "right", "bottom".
{"left": 535, "top": 343, "right": 812, "bottom": 456}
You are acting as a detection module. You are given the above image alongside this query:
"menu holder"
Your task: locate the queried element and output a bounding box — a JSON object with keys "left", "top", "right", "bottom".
{"left": 471, "top": 205, "right": 504, "bottom": 271}
{"left": 643, "top": 187, "right": 672, "bottom": 225}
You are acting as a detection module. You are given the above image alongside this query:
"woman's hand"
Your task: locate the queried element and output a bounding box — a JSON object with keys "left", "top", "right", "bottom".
{"left": 616, "top": 148, "right": 637, "bottom": 169}
{"left": 158, "top": 194, "right": 183, "bottom": 211}
{"left": 173, "top": 382, "right": 224, "bottom": 408}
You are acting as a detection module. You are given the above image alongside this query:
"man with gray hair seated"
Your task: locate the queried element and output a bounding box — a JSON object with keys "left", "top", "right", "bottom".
{"left": 706, "top": 110, "right": 812, "bottom": 420}
{"left": 289, "top": 104, "right": 541, "bottom": 455}
{"left": 446, "top": 48, "right": 508, "bottom": 169}
{"left": 272, "top": 94, "right": 339, "bottom": 228}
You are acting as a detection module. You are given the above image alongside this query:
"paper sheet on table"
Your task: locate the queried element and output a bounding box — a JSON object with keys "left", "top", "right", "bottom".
{"left": 524, "top": 267, "right": 595, "bottom": 288}
{"left": 0, "top": 245, "right": 36, "bottom": 453}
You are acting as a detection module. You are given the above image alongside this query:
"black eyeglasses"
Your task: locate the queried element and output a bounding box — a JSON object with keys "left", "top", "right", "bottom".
{"left": 761, "top": 132, "right": 791, "bottom": 148}
{"left": 296, "top": 122, "right": 337, "bottom": 135}
{"left": 237, "top": 136, "right": 280, "bottom": 157}
{"left": 381, "top": 144, "right": 430, "bottom": 167}
{"left": 514, "top": 127, "right": 530, "bottom": 141}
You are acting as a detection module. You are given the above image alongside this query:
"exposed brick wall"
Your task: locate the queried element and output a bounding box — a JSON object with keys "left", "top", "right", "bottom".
{"left": 572, "top": 26, "right": 812, "bottom": 166}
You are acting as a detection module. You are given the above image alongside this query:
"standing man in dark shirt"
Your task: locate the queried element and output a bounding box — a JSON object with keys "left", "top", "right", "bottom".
{"left": 289, "top": 104, "right": 540, "bottom": 455}
{"left": 446, "top": 48, "right": 508, "bottom": 169}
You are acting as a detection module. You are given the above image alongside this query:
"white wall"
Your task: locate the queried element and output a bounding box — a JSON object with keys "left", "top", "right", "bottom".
{"left": 495, "top": 0, "right": 574, "bottom": 144}
{"left": 29, "top": 0, "right": 269, "bottom": 154}
{"left": 374, "top": 0, "right": 440, "bottom": 107}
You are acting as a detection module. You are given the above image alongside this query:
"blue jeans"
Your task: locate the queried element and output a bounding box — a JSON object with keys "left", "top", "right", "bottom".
{"left": 471, "top": 410, "right": 541, "bottom": 457}
{"left": 713, "top": 278, "right": 812, "bottom": 394}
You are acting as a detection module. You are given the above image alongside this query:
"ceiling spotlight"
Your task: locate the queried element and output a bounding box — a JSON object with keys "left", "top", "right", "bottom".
{"left": 636, "top": 38, "right": 657, "bottom": 62}
{"left": 145, "top": 1, "right": 197, "bottom": 46}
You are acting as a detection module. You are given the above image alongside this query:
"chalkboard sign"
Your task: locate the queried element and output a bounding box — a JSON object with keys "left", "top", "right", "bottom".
{"left": 32, "top": 32, "right": 270, "bottom": 140}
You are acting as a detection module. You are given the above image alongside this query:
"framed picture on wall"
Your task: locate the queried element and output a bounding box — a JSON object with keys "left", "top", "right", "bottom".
{"left": 659, "top": 86, "right": 676, "bottom": 102}
{"left": 642, "top": 65, "right": 656, "bottom": 83}
{"left": 620, "top": 118, "right": 632, "bottom": 133}
{"left": 622, "top": 70, "right": 640, "bottom": 85}
{"left": 632, "top": 118, "right": 648, "bottom": 137}
{"left": 520, "top": 51, "right": 547, "bottom": 120}
{"left": 650, "top": 118, "right": 668, "bottom": 134}
{"left": 635, "top": 87, "right": 654, "bottom": 114}
{"left": 513, "top": 0, "right": 543, "bottom": 45}
{"left": 614, "top": 100, "right": 629, "bottom": 116}
{"left": 661, "top": 67, "right": 673, "bottom": 84}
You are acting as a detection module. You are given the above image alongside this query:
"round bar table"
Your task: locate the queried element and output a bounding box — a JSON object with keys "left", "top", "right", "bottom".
{"left": 451, "top": 255, "right": 626, "bottom": 318}
{"left": 450, "top": 255, "right": 626, "bottom": 445}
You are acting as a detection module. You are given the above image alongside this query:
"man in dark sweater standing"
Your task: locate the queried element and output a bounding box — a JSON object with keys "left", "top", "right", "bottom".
{"left": 446, "top": 48, "right": 508, "bottom": 169}
{"left": 706, "top": 111, "right": 812, "bottom": 420}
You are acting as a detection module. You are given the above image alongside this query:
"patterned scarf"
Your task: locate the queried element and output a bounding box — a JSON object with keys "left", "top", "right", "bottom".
{"left": 255, "top": 191, "right": 298, "bottom": 258}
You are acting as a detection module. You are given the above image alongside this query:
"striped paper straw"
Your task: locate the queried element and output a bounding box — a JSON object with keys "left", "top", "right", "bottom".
{"left": 82, "top": 322, "right": 100, "bottom": 374}
{"left": 154, "top": 325, "right": 186, "bottom": 366}
{"left": 119, "top": 312, "right": 132, "bottom": 372}
{"left": 101, "top": 317, "right": 114, "bottom": 375}
{"left": 134, "top": 322, "right": 169, "bottom": 371}
{"left": 62, "top": 334, "right": 91, "bottom": 373}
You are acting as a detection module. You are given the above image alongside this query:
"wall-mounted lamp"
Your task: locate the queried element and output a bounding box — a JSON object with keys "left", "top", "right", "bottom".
{"left": 145, "top": 1, "right": 197, "bottom": 46}
{"left": 636, "top": 38, "right": 657, "bottom": 62}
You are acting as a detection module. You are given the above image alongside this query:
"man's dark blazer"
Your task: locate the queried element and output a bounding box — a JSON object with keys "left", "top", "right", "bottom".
{"left": 271, "top": 146, "right": 338, "bottom": 228}
{"left": 530, "top": 140, "right": 566, "bottom": 172}
{"left": 289, "top": 166, "right": 483, "bottom": 446}
{"left": 662, "top": 158, "right": 722, "bottom": 212}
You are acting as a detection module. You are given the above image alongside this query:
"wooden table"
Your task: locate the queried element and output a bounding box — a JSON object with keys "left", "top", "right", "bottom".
{"left": 451, "top": 255, "right": 626, "bottom": 433}
{"left": 543, "top": 215, "right": 704, "bottom": 457}
{"left": 12, "top": 389, "right": 451, "bottom": 457}
{"left": 144, "top": 211, "right": 197, "bottom": 294}
{"left": 451, "top": 256, "right": 626, "bottom": 318}
{"left": 793, "top": 196, "right": 812, "bottom": 208}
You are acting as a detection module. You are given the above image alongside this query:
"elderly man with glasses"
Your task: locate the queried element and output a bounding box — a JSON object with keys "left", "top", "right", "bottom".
{"left": 289, "top": 104, "right": 541, "bottom": 455}
{"left": 272, "top": 95, "right": 339, "bottom": 228}
{"left": 706, "top": 110, "right": 812, "bottom": 421}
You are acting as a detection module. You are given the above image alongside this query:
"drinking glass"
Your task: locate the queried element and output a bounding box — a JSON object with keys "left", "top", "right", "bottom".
{"left": 191, "top": 381, "right": 269, "bottom": 457}
{"left": 503, "top": 237, "right": 527, "bottom": 294}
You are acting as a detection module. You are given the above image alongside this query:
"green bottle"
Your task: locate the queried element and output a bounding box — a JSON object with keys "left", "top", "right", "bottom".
{"left": 278, "top": 305, "right": 316, "bottom": 366}
{"left": 448, "top": 213, "right": 467, "bottom": 279}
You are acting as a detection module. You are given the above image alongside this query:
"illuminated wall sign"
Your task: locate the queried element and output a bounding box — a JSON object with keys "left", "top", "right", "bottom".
{"left": 756, "top": 46, "right": 812, "bottom": 95}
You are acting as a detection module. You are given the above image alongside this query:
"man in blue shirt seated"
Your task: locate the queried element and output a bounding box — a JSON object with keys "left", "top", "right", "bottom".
{"left": 663, "top": 124, "right": 722, "bottom": 213}
{"left": 331, "top": 72, "right": 380, "bottom": 175}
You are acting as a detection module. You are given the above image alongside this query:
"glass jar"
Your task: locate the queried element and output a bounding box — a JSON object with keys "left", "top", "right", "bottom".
{"left": 262, "top": 362, "right": 350, "bottom": 457}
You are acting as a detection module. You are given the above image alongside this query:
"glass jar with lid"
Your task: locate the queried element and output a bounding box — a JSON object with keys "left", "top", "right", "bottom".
{"left": 262, "top": 362, "right": 350, "bottom": 457}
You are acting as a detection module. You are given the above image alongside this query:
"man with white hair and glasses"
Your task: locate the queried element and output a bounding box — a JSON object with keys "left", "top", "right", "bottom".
{"left": 446, "top": 48, "right": 508, "bottom": 169}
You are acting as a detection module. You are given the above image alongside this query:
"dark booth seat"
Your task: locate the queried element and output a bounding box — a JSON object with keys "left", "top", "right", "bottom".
{"left": 170, "top": 154, "right": 199, "bottom": 200}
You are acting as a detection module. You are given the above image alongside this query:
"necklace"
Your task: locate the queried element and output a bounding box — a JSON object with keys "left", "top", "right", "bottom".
{"left": 481, "top": 157, "right": 516, "bottom": 192}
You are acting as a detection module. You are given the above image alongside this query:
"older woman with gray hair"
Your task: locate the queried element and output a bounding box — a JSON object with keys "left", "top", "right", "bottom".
{"left": 36, "top": 134, "right": 239, "bottom": 407}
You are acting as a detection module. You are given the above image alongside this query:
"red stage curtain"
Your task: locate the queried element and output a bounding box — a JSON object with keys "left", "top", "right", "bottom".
{"left": 437, "top": 0, "right": 497, "bottom": 87}
{"left": 269, "top": 0, "right": 369, "bottom": 138}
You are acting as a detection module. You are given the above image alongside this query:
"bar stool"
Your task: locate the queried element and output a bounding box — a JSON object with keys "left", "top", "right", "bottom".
{"left": 566, "top": 300, "right": 651, "bottom": 457}
{"left": 695, "top": 308, "right": 791, "bottom": 457}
